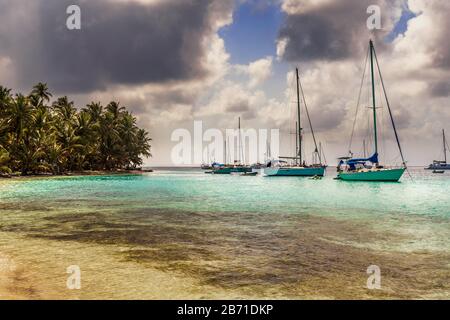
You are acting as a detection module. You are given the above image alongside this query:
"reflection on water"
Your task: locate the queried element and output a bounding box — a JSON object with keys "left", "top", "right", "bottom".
{"left": 0, "top": 169, "right": 449, "bottom": 299}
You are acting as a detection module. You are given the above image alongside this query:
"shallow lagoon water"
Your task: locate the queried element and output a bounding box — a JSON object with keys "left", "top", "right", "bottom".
{"left": 0, "top": 168, "right": 449, "bottom": 299}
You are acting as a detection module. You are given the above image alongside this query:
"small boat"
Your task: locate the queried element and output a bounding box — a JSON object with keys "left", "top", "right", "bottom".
{"left": 265, "top": 165, "right": 325, "bottom": 177}
{"left": 211, "top": 118, "right": 251, "bottom": 175}
{"left": 250, "top": 163, "right": 267, "bottom": 170}
{"left": 202, "top": 162, "right": 223, "bottom": 171}
{"left": 336, "top": 40, "right": 407, "bottom": 182}
{"left": 235, "top": 171, "right": 258, "bottom": 176}
{"left": 201, "top": 164, "right": 213, "bottom": 170}
{"left": 426, "top": 129, "right": 450, "bottom": 170}
{"left": 200, "top": 145, "right": 217, "bottom": 170}
{"left": 213, "top": 165, "right": 252, "bottom": 174}
{"left": 264, "top": 68, "right": 326, "bottom": 177}
{"left": 433, "top": 170, "right": 445, "bottom": 174}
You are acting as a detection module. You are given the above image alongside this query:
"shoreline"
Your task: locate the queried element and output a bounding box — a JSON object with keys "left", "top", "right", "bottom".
{"left": 0, "top": 169, "right": 154, "bottom": 180}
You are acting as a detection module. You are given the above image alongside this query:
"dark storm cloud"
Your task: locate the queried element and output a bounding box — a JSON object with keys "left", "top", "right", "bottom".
{"left": 429, "top": 81, "right": 450, "bottom": 97}
{"left": 0, "top": 0, "right": 231, "bottom": 93}
{"left": 433, "top": 28, "right": 450, "bottom": 71}
{"left": 225, "top": 99, "right": 256, "bottom": 119}
{"left": 278, "top": 0, "right": 390, "bottom": 62}
{"left": 226, "top": 99, "right": 250, "bottom": 113}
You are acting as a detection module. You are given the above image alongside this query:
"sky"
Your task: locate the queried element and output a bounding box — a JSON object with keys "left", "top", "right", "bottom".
{"left": 0, "top": 0, "right": 449, "bottom": 166}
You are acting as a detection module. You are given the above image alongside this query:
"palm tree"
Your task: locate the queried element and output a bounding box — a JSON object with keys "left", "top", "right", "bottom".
{"left": 30, "top": 82, "right": 52, "bottom": 105}
{"left": 83, "top": 102, "right": 103, "bottom": 122}
{"left": 0, "top": 146, "right": 11, "bottom": 175}
{"left": 136, "top": 129, "right": 152, "bottom": 158}
{"left": 0, "top": 83, "right": 152, "bottom": 175}
{"left": 53, "top": 96, "right": 77, "bottom": 123}
{"left": 6, "top": 94, "right": 33, "bottom": 144}
{"left": 98, "top": 111, "right": 120, "bottom": 170}
{"left": 46, "top": 141, "right": 64, "bottom": 175}
{"left": 106, "top": 101, "right": 125, "bottom": 120}
{"left": 56, "top": 122, "right": 83, "bottom": 171}
{"left": 0, "top": 86, "right": 12, "bottom": 117}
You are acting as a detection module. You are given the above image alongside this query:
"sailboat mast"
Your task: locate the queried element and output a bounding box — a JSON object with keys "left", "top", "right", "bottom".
{"left": 238, "top": 118, "right": 241, "bottom": 164}
{"left": 296, "top": 68, "right": 302, "bottom": 165}
{"left": 363, "top": 139, "right": 367, "bottom": 158}
{"left": 370, "top": 40, "right": 378, "bottom": 161}
{"left": 224, "top": 138, "right": 227, "bottom": 165}
{"left": 319, "top": 142, "right": 322, "bottom": 164}
{"left": 238, "top": 117, "right": 244, "bottom": 164}
{"left": 444, "top": 129, "right": 447, "bottom": 163}
{"left": 295, "top": 121, "right": 299, "bottom": 165}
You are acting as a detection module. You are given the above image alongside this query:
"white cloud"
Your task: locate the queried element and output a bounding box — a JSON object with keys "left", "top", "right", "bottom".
{"left": 235, "top": 56, "right": 274, "bottom": 88}
{"left": 247, "top": 57, "right": 274, "bottom": 88}
{"left": 271, "top": 0, "right": 450, "bottom": 165}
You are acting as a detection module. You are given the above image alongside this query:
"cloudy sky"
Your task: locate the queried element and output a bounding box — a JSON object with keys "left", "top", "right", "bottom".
{"left": 0, "top": 0, "right": 449, "bottom": 166}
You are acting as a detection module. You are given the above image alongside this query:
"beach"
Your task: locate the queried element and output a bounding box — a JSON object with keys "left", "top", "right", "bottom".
{"left": 0, "top": 169, "right": 449, "bottom": 299}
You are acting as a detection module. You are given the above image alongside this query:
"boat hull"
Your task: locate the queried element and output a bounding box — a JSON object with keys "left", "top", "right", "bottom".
{"left": 337, "top": 168, "right": 405, "bottom": 182}
{"left": 264, "top": 167, "right": 326, "bottom": 177}
{"left": 425, "top": 164, "right": 450, "bottom": 170}
{"left": 213, "top": 167, "right": 252, "bottom": 174}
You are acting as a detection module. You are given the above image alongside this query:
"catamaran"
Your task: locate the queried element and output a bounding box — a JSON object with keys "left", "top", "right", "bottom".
{"left": 336, "top": 40, "right": 407, "bottom": 182}
{"left": 264, "top": 68, "right": 326, "bottom": 177}
{"left": 426, "top": 129, "right": 450, "bottom": 170}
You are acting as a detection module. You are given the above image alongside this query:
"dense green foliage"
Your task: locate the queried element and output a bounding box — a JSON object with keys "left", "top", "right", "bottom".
{"left": 0, "top": 83, "right": 151, "bottom": 175}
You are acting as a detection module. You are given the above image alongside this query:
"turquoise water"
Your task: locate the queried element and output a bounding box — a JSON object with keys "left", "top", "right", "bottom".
{"left": 2, "top": 168, "right": 450, "bottom": 217}
{"left": 0, "top": 168, "right": 449, "bottom": 299}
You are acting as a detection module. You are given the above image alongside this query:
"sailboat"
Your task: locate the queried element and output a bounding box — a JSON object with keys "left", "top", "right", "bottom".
{"left": 426, "top": 129, "right": 450, "bottom": 170}
{"left": 201, "top": 145, "right": 215, "bottom": 170}
{"left": 264, "top": 68, "right": 326, "bottom": 177}
{"left": 212, "top": 117, "right": 252, "bottom": 174}
{"left": 337, "top": 40, "right": 407, "bottom": 182}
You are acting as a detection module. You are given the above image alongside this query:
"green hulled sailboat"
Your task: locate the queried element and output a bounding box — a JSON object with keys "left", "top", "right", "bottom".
{"left": 264, "top": 68, "right": 326, "bottom": 177}
{"left": 212, "top": 117, "right": 252, "bottom": 175}
{"left": 337, "top": 40, "right": 407, "bottom": 182}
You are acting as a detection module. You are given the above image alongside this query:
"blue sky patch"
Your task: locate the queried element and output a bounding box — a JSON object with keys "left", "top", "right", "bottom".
{"left": 386, "top": 4, "right": 417, "bottom": 42}
{"left": 219, "top": 1, "right": 284, "bottom": 65}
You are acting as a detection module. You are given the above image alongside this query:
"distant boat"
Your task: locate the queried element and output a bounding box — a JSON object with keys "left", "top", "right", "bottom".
{"left": 336, "top": 40, "right": 407, "bottom": 182}
{"left": 433, "top": 170, "right": 445, "bottom": 174}
{"left": 426, "top": 129, "right": 450, "bottom": 170}
{"left": 200, "top": 145, "right": 216, "bottom": 170}
{"left": 264, "top": 68, "right": 326, "bottom": 177}
{"left": 201, "top": 164, "right": 213, "bottom": 170}
{"left": 250, "top": 163, "right": 267, "bottom": 170}
{"left": 211, "top": 162, "right": 252, "bottom": 175}
{"left": 212, "top": 117, "right": 251, "bottom": 175}
{"left": 232, "top": 171, "right": 258, "bottom": 176}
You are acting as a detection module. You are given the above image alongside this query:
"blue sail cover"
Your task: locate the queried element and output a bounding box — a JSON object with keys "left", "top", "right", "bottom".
{"left": 212, "top": 162, "right": 224, "bottom": 167}
{"left": 345, "top": 153, "right": 379, "bottom": 170}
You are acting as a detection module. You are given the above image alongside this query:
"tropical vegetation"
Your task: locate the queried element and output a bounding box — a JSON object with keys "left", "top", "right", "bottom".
{"left": 0, "top": 83, "right": 151, "bottom": 176}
